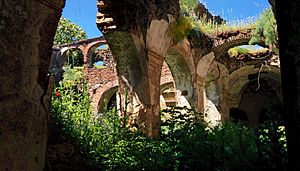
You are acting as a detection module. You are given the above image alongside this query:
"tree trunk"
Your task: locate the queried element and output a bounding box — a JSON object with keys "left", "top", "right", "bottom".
{"left": 0, "top": 0, "right": 64, "bottom": 170}
{"left": 276, "top": 1, "right": 300, "bottom": 169}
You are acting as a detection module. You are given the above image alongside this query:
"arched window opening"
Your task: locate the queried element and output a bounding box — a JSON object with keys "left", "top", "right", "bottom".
{"left": 92, "top": 44, "right": 113, "bottom": 68}
{"left": 65, "top": 49, "right": 84, "bottom": 68}
{"left": 98, "top": 87, "right": 118, "bottom": 113}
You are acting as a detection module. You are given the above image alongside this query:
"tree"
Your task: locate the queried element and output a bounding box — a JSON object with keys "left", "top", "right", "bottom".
{"left": 249, "top": 9, "right": 278, "bottom": 53}
{"left": 54, "top": 17, "right": 87, "bottom": 66}
{"left": 54, "top": 17, "right": 87, "bottom": 46}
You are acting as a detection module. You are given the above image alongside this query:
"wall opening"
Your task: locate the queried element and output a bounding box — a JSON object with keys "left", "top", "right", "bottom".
{"left": 92, "top": 44, "right": 113, "bottom": 68}
{"left": 97, "top": 87, "right": 118, "bottom": 113}
{"left": 64, "top": 49, "right": 84, "bottom": 68}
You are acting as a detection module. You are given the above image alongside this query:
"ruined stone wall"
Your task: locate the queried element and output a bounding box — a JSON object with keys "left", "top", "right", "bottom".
{"left": 84, "top": 67, "right": 117, "bottom": 86}
{"left": 0, "top": 0, "right": 65, "bottom": 170}
{"left": 94, "top": 48, "right": 114, "bottom": 67}
{"left": 84, "top": 61, "right": 174, "bottom": 113}
{"left": 195, "top": 3, "right": 224, "bottom": 24}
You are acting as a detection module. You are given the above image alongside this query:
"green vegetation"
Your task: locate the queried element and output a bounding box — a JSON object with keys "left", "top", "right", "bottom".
{"left": 249, "top": 9, "right": 277, "bottom": 47}
{"left": 54, "top": 17, "right": 87, "bottom": 46}
{"left": 228, "top": 46, "right": 269, "bottom": 58}
{"left": 50, "top": 68, "right": 287, "bottom": 170}
{"left": 196, "top": 17, "right": 254, "bottom": 34}
{"left": 179, "top": 0, "right": 199, "bottom": 16}
{"left": 50, "top": 5, "right": 283, "bottom": 170}
{"left": 169, "top": 16, "right": 195, "bottom": 42}
{"left": 175, "top": 1, "right": 277, "bottom": 43}
{"left": 65, "top": 50, "right": 85, "bottom": 67}
{"left": 171, "top": 0, "right": 254, "bottom": 41}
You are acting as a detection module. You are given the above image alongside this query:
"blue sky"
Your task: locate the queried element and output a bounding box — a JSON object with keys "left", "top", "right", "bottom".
{"left": 62, "top": 0, "right": 270, "bottom": 38}
{"left": 202, "top": 0, "right": 270, "bottom": 24}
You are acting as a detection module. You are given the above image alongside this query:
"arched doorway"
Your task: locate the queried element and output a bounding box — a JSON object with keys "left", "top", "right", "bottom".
{"left": 97, "top": 87, "right": 118, "bottom": 113}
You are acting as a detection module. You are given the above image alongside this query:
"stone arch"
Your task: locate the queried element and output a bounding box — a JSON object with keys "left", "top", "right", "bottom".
{"left": 212, "top": 29, "right": 253, "bottom": 59}
{"left": 227, "top": 65, "right": 281, "bottom": 108}
{"left": 160, "top": 82, "right": 174, "bottom": 93}
{"left": 60, "top": 37, "right": 107, "bottom": 68}
{"left": 227, "top": 65, "right": 281, "bottom": 123}
{"left": 97, "top": 86, "right": 118, "bottom": 113}
{"left": 239, "top": 76, "right": 282, "bottom": 124}
{"left": 165, "top": 49, "right": 194, "bottom": 107}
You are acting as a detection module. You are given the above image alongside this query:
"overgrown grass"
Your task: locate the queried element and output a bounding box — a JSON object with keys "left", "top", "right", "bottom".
{"left": 197, "top": 16, "right": 255, "bottom": 35}
{"left": 228, "top": 45, "right": 269, "bottom": 58}
{"left": 172, "top": 0, "right": 259, "bottom": 41}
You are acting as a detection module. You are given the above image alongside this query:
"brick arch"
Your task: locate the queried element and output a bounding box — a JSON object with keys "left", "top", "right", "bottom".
{"left": 59, "top": 36, "right": 107, "bottom": 67}
{"left": 160, "top": 82, "right": 174, "bottom": 93}
{"left": 82, "top": 39, "right": 108, "bottom": 67}
{"left": 160, "top": 81, "right": 176, "bottom": 108}
{"left": 86, "top": 42, "right": 109, "bottom": 67}
{"left": 237, "top": 74, "right": 282, "bottom": 123}
{"left": 91, "top": 79, "right": 119, "bottom": 112}
{"left": 97, "top": 86, "right": 118, "bottom": 113}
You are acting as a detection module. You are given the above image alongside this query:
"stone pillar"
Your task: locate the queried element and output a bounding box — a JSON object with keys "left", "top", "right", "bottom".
{"left": 82, "top": 46, "right": 92, "bottom": 68}
{"left": 0, "top": 0, "right": 65, "bottom": 170}
{"left": 145, "top": 50, "right": 164, "bottom": 137}
{"left": 220, "top": 89, "right": 230, "bottom": 122}
{"left": 196, "top": 76, "right": 206, "bottom": 115}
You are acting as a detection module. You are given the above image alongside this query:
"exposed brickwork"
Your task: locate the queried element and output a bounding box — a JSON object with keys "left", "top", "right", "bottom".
{"left": 84, "top": 67, "right": 117, "bottom": 86}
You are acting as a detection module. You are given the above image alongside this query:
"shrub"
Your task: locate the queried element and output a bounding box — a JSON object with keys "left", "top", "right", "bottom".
{"left": 50, "top": 69, "right": 287, "bottom": 170}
